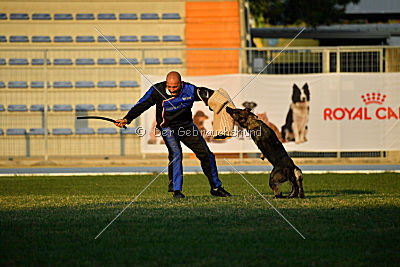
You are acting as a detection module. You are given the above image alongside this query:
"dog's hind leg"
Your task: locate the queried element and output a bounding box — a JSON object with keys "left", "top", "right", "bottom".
{"left": 287, "top": 180, "right": 299, "bottom": 198}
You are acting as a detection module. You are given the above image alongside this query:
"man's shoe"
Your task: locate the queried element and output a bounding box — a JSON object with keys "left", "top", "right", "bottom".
{"left": 210, "top": 186, "right": 232, "bottom": 197}
{"left": 173, "top": 190, "right": 185, "bottom": 198}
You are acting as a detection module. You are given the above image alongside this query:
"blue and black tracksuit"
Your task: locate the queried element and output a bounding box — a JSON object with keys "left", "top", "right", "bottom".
{"left": 124, "top": 81, "right": 222, "bottom": 191}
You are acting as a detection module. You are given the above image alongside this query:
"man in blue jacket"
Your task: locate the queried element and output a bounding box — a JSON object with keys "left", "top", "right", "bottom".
{"left": 115, "top": 71, "right": 231, "bottom": 198}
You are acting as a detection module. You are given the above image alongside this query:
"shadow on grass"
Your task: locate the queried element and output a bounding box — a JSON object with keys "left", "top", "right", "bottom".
{"left": 304, "top": 189, "right": 375, "bottom": 198}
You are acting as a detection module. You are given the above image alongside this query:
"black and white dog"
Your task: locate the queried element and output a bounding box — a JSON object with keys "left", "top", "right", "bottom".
{"left": 281, "top": 83, "right": 310, "bottom": 144}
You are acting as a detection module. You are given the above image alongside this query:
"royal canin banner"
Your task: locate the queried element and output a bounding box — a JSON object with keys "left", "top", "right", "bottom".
{"left": 139, "top": 74, "right": 400, "bottom": 153}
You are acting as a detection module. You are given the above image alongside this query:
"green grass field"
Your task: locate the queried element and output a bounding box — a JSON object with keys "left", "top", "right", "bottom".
{"left": 1, "top": 172, "right": 399, "bottom": 266}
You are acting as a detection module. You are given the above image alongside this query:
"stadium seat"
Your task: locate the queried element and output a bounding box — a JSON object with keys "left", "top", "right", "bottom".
{"left": 10, "top": 13, "right": 29, "bottom": 20}
{"left": 0, "top": 58, "right": 5, "bottom": 65}
{"left": 97, "top": 81, "right": 117, "bottom": 88}
{"left": 0, "top": 36, "right": 6, "bottom": 42}
{"left": 30, "top": 104, "right": 49, "bottom": 111}
{"left": 75, "top": 81, "right": 95, "bottom": 88}
{"left": 53, "top": 104, "right": 72, "bottom": 111}
{"left": 120, "top": 127, "right": 138, "bottom": 134}
{"left": 29, "top": 128, "right": 49, "bottom": 135}
{"left": 76, "top": 36, "right": 95, "bottom": 42}
{"left": 119, "top": 58, "right": 138, "bottom": 64}
{"left": 97, "top": 35, "right": 116, "bottom": 42}
{"left": 162, "top": 13, "right": 181, "bottom": 20}
{"left": 98, "top": 128, "right": 117, "bottom": 134}
{"left": 163, "top": 35, "right": 182, "bottom": 42}
{"left": 32, "top": 13, "right": 51, "bottom": 20}
{"left": 54, "top": 13, "right": 73, "bottom": 20}
{"left": 120, "top": 104, "right": 134, "bottom": 111}
{"left": 30, "top": 81, "right": 50, "bottom": 88}
{"left": 52, "top": 128, "right": 72, "bottom": 135}
{"left": 76, "top": 104, "right": 95, "bottom": 111}
{"left": 0, "top": 104, "right": 5, "bottom": 111}
{"left": 98, "top": 13, "right": 116, "bottom": 20}
{"left": 9, "top": 58, "right": 28, "bottom": 65}
{"left": 31, "top": 58, "right": 51, "bottom": 65}
{"left": 119, "top": 13, "right": 138, "bottom": 20}
{"left": 141, "top": 35, "right": 160, "bottom": 42}
{"left": 8, "top": 81, "right": 28, "bottom": 88}
{"left": 75, "top": 128, "right": 95, "bottom": 135}
{"left": 8, "top": 104, "right": 28, "bottom": 111}
{"left": 0, "top": 81, "right": 5, "bottom": 88}
{"left": 97, "top": 58, "right": 116, "bottom": 65}
{"left": 0, "top": 13, "right": 7, "bottom": 20}
{"left": 54, "top": 36, "right": 73, "bottom": 42}
{"left": 53, "top": 59, "right": 73, "bottom": 65}
{"left": 0, "top": 128, "right": 3, "bottom": 135}
{"left": 140, "top": 13, "right": 159, "bottom": 20}
{"left": 76, "top": 13, "right": 94, "bottom": 20}
{"left": 98, "top": 104, "right": 117, "bottom": 111}
{"left": 32, "top": 36, "right": 51, "bottom": 42}
{"left": 163, "top": 58, "right": 183, "bottom": 64}
{"left": 120, "top": 81, "right": 139, "bottom": 88}
{"left": 7, "top": 128, "right": 27, "bottom": 135}
{"left": 75, "top": 58, "right": 95, "bottom": 65}
{"left": 10, "top": 36, "right": 29, "bottom": 42}
{"left": 144, "top": 58, "right": 160, "bottom": 65}
{"left": 119, "top": 35, "right": 138, "bottom": 42}
{"left": 53, "top": 81, "right": 73, "bottom": 88}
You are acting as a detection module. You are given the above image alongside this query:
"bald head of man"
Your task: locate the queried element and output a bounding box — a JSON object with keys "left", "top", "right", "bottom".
{"left": 166, "top": 71, "right": 183, "bottom": 96}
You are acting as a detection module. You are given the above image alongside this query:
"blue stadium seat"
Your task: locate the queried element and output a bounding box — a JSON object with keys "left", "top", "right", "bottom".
{"left": 0, "top": 36, "right": 6, "bottom": 42}
{"left": 52, "top": 128, "right": 72, "bottom": 135}
{"left": 32, "top": 36, "right": 51, "bottom": 42}
{"left": 97, "top": 81, "right": 117, "bottom": 88}
{"left": 10, "top": 36, "right": 29, "bottom": 42}
{"left": 98, "top": 128, "right": 117, "bottom": 134}
{"left": 31, "top": 59, "right": 51, "bottom": 65}
{"left": 30, "top": 104, "right": 49, "bottom": 111}
{"left": 163, "top": 58, "right": 183, "bottom": 64}
{"left": 162, "top": 13, "right": 181, "bottom": 20}
{"left": 163, "top": 35, "right": 182, "bottom": 42}
{"left": 0, "top": 81, "right": 5, "bottom": 88}
{"left": 76, "top": 104, "right": 95, "bottom": 111}
{"left": 76, "top": 36, "right": 95, "bottom": 42}
{"left": 119, "top": 35, "right": 138, "bottom": 42}
{"left": 10, "top": 13, "right": 29, "bottom": 20}
{"left": 29, "top": 128, "right": 49, "bottom": 135}
{"left": 75, "top": 128, "right": 95, "bottom": 135}
{"left": 7, "top": 128, "right": 27, "bottom": 135}
{"left": 53, "top": 81, "right": 73, "bottom": 88}
{"left": 98, "top": 13, "right": 116, "bottom": 20}
{"left": 120, "top": 127, "right": 138, "bottom": 134}
{"left": 53, "top": 104, "right": 72, "bottom": 111}
{"left": 120, "top": 104, "right": 134, "bottom": 111}
{"left": 120, "top": 81, "right": 139, "bottom": 88}
{"left": 75, "top": 81, "right": 94, "bottom": 88}
{"left": 141, "top": 35, "right": 160, "bottom": 42}
{"left": 8, "top": 104, "right": 28, "bottom": 112}
{"left": 98, "top": 104, "right": 117, "bottom": 111}
{"left": 76, "top": 13, "right": 94, "bottom": 20}
{"left": 54, "top": 14, "right": 73, "bottom": 20}
{"left": 0, "top": 104, "right": 4, "bottom": 111}
{"left": 53, "top": 59, "right": 73, "bottom": 65}
{"left": 0, "top": 129, "right": 3, "bottom": 135}
{"left": 0, "top": 13, "right": 7, "bottom": 20}
{"left": 0, "top": 58, "right": 5, "bottom": 65}
{"left": 119, "top": 13, "right": 138, "bottom": 20}
{"left": 9, "top": 58, "right": 28, "bottom": 65}
{"left": 119, "top": 58, "right": 138, "bottom": 64}
{"left": 32, "top": 13, "right": 51, "bottom": 20}
{"left": 144, "top": 58, "right": 160, "bottom": 65}
{"left": 30, "top": 81, "right": 50, "bottom": 88}
{"left": 140, "top": 13, "right": 159, "bottom": 20}
{"left": 54, "top": 36, "right": 73, "bottom": 42}
{"left": 97, "top": 35, "right": 116, "bottom": 42}
{"left": 8, "top": 81, "right": 28, "bottom": 88}
{"left": 97, "top": 58, "right": 116, "bottom": 65}
{"left": 75, "top": 58, "right": 95, "bottom": 65}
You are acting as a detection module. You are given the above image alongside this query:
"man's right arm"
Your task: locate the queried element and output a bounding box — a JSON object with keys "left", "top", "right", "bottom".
{"left": 115, "top": 87, "right": 156, "bottom": 128}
